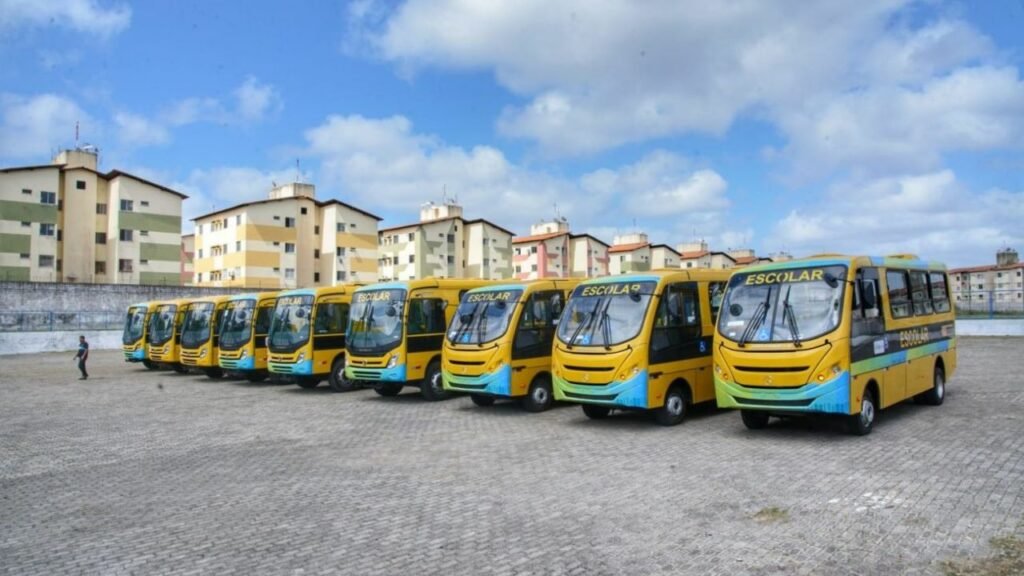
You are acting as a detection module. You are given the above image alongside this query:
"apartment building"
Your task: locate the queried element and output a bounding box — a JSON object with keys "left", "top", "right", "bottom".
{"left": 608, "top": 233, "right": 654, "bottom": 275}
{"left": 0, "top": 147, "right": 186, "bottom": 284}
{"left": 192, "top": 182, "right": 381, "bottom": 289}
{"left": 950, "top": 248, "right": 1024, "bottom": 312}
{"left": 377, "top": 201, "right": 513, "bottom": 281}
{"left": 181, "top": 234, "right": 195, "bottom": 285}
{"left": 511, "top": 218, "right": 609, "bottom": 280}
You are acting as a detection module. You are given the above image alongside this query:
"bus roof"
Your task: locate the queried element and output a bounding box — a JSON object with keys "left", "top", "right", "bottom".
{"left": 353, "top": 278, "right": 497, "bottom": 293}
{"left": 462, "top": 278, "right": 580, "bottom": 295}
{"left": 186, "top": 294, "right": 233, "bottom": 305}
{"left": 737, "top": 255, "right": 948, "bottom": 274}
{"left": 227, "top": 291, "right": 279, "bottom": 302}
{"left": 575, "top": 269, "right": 733, "bottom": 286}
{"left": 276, "top": 284, "right": 362, "bottom": 299}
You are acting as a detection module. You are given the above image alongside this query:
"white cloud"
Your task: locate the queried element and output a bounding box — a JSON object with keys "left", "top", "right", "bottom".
{"left": 0, "top": 93, "right": 93, "bottom": 159}
{"left": 765, "top": 170, "right": 1024, "bottom": 266}
{"left": 0, "top": 0, "right": 131, "bottom": 37}
{"left": 114, "top": 112, "right": 169, "bottom": 147}
{"left": 168, "top": 166, "right": 308, "bottom": 227}
{"left": 234, "top": 76, "right": 282, "bottom": 122}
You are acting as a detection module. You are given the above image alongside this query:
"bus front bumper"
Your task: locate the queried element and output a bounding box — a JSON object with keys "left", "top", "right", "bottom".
{"left": 123, "top": 347, "right": 145, "bottom": 362}
{"left": 553, "top": 369, "right": 648, "bottom": 409}
{"left": 714, "top": 372, "right": 851, "bottom": 414}
{"left": 269, "top": 359, "right": 314, "bottom": 375}
{"left": 220, "top": 355, "right": 256, "bottom": 371}
{"left": 444, "top": 364, "right": 512, "bottom": 396}
{"left": 345, "top": 364, "right": 407, "bottom": 383}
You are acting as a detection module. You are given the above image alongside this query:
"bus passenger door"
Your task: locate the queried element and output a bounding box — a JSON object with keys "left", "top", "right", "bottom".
{"left": 254, "top": 304, "right": 274, "bottom": 366}
{"left": 649, "top": 283, "right": 709, "bottom": 405}
{"left": 312, "top": 299, "right": 350, "bottom": 375}
{"left": 880, "top": 270, "right": 909, "bottom": 406}
{"left": 510, "top": 291, "right": 563, "bottom": 396}
{"left": 406, "top": 297, "right": 447, "bottom": 380}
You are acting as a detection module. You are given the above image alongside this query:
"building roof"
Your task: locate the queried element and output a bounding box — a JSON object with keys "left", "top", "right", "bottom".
{"left": 608, "top": 242, "right": 650, "bottom": 254}
{"left": 379, "top": 215, "right": 514, "bottom": 236}
{"left": 0, "top": 163, "right": 188, "bottom": 199}
{"left": 512, "top": 231, "right": 569, "bottom": 244}
{"left": 192, "top": 196, "right": 382, "bottom": 222}
{"left": 734, "top": 255, "right": 758, "bottom": 265}
{"left": 680, "top": 250, "right": 709, "bottom": 259}
{"left": 950, "top": 262, "right": 1024, "bottom": 274}
{"left": 568, "top": 233, "right": 610, "bottom": 247}
{"left": 650, "top": 244, "right": 680, "bottom": 257}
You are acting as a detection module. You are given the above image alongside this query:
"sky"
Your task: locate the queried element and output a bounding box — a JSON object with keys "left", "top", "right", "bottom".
{"left": 1, "top": 0, "right": 1022, "bottom": 267}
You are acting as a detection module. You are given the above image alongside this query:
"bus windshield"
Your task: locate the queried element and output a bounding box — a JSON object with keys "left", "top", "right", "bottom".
{"left": 557, "top": 281, "right": 656, "bottom": 347}
{"left": 219, "top": 299, "right": 255, "bottom": 350}
{"left": 181, "top": 302, "right": 215, "bottom": 348}
{"left": 718, "top": 265, "right": 847, "bottom": 345}
{"left": 149, "top": 305, "right": 177, "bottom": 346}
{"left": 123, "top": 306, "right": 147, "bottom": 345}
{"left": 268, "top": 295, "right": 314, "bottom": 352}
{"left": 347, "top": 289, "right": 407, "bottom": 355}
{"left": 447, "top": 289, "right": 523, "bottom": 345}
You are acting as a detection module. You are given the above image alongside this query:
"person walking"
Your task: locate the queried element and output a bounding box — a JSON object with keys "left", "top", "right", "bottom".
{"left": 74, "top": 335, "right": 89, "bottom": 380}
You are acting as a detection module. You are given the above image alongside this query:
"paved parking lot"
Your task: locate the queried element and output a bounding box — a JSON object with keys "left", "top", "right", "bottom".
{"left": 1, "top": 337, "right": 1022, "bottom": 575}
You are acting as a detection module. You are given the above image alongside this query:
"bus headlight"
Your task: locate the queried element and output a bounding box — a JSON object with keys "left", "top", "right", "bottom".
{"left": 199, "top": 348, "right": 207, "bottom": 358}
{"left": 240, "top": 348, "right": 248, "bottom": 358}
{"left": 386, "top": 355, "right": 398, "bottom": 369}
{"left": 297, "top": 352, "right": 306, "bottom": 363}
{"left": 815, "top": 364, "right": 841, "bottom": 383}
{"left": 715, "top": 363, "right": 729, "bottom": 381}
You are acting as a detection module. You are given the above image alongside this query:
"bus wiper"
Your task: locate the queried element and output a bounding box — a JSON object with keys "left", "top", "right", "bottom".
{"left": 566, "top": 300, "right": 601, "bottom": 349}
{"left": 450, "top": 304, "right": 477, "bottom": 344}
{"left": 597, "top": 300, "right": 613, "bottom": 350}
{"left": 476, "top": 303, "right": 491, "bottom": 347}
{"left": 738, "top": 288, "right": 772, "bottom": 347}
{"left": 782, "top": 286, "right": 802, "bottom": 347}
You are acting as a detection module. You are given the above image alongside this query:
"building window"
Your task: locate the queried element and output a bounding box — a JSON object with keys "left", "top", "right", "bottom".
{"left": 408, "top": 233, "right": 415, "bottom": 241}
{"left": 314, "top": 225, "right": 320, "bottom": 235}
{"left": 140, "top": 259, "right": 149, "bottom": 265}
{"left": 96, "top": 232, "right": 107, "bottom": 244}
{"left": 314, "top": 249, "right": 320, "bottom": 259}
{"left": 284, "top": 268, "right": 295, "bottom": 279}
{"left": 409, "top": 254, "right": 415, "bottom": 263}
{"left": 21, "top": 188, "right": 31, "bottom": 195}
{"left": 314, "top": 272, "right": 320, "bottom": 283}
{"left": 530, "top": 246, "right": 537, "bottom": 253}
{"left": 336, "top": 247, "right": 346, "bottom": 256}
{"left": 531, "top": 264, "right": 537, "bottom": 272}
{"left": 515, "top": 265, "right": 521, "bottom": 273}
{"left": 120, "top": 199, "right": 133, "bottom": 211}
{"left": 141, "top": 200, "right": 150, "bottom": 207}
{"left": 56, "top": 259, "right": 62, "bottom": 272}
{"left": 337, "top": 223, "right": 346, "bottom": 232}
{"left": 197, "top": 224, "right": 202, "bottom": 233}
{"left": 57, "top": 199, "right": 63, "bottom": 211}
{"left": 40, "top": 191, "right": 56, "bottom": 205}
{"left": 39, "top": 223, "right": 54, "bottom": 236}
{"left": 446, "top": 255, "right": 454, "bottom": 263}
{"left": 284, "top": 243, "right": 295, "bottom": 253}
{"left": 196, "top": 272, "right": 202, "bottom": 282}
{"left": 336, "top": 271, "right": 347, "bottom": 281}
{"left": 56, "top": 230, "right": 63, "bottom": 241}
{"left": 198, "top": 249, "right": 203, "bottom": 258}
{"left": 235, "top": 241, "right": 241, "bottom": 252}
{"left": 119, "top": 229, "right": 133, "bottom": 242}
{"left": 38, "top": 255, "right": 54, "bottom": 268}
{"left": 19, "top": 253, "right": 29, "bottom": 260}
{"left": 273, "top": 267, "right": 280, "bottom": 273}
{"left": 95, "top": 261, "right": 106, "bottom": 274}
{"left": 300, "top": 207, "right": 308, "bottom": 215}
{"left": 273, "top": 215, "right": 281, "bottom": 221}
{"left": 235, "top": 215, "right": 241, "bottom": 225}
{"left": 272, "top": 241, "right": 280, "bottom": 247}
{"left": 140, "top": 230, "right": 149, "bottom": 237}
{"left": 20, "top": 221, "right": 29, "bottom": 228}
{"left": 350, "top": 223, "right": 357, "bottom": 229}
{"left": 118, "top": 259, "right": 133, "bottom": 273}
{"left": 285, "top": 217, "right": 295, "bottom": 228}
{"left": 76, "top": 180, "right": 86, "bottom": 190}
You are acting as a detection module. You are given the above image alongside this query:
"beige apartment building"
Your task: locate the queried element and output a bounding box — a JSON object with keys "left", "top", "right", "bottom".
{"left": 192, "top": 182, "right": 381, "bottom": 289}
{"left": 950, "top": 248, "right": 1024, "bottom": 313}
{"left": 0, "top": 147, "right": 186, "bottom": 284}
{"left": 377, "top": 201, "right": 513, "bottom": 281}
{"left": 511, "top": 218, "right": 609, "bottom": 280}
{"left": 607, "top": 233, "right": 655, "bottom": 275}
{"left": 181, "top": 233, "right": 195, "bottom": 285}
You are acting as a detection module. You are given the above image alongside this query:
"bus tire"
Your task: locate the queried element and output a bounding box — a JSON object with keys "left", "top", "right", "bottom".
{"left": 740, "top": 409, "right": 770, "bottom": 430}
{"left": 470, "top": 394, "right": 495, "bottom": 407}
{"left": 847, "top": 388, "right": 877, "bottom": 436}
{"left": 654, "top": 386, "right": 688, "bottom": 426}
{"left": 581, "top": 404, "right": 611, "bottom": 420}
{"left": 296, "top": 377, "right": 320, "bottom": 389}
{"left": 246, "top": 372, "right": 268, "bottom": 383}
{"left": 328, "top": 358, "right": 358, "bottom": 392}
{"left": 916, "top": 365, "right": 946, "bottom": 406}
{"left": 420, "top": 362, "right": 451, "bottom": 401}
{"left": 375, "top": 383, "right": 403, "bottom": 397}
{"left": 521, "top": 375, "right": 554, "bottom": 413}
{"left": 142, "top": 359, "right": 158, "bottom": 370}
{"left": 171, "top": 364, "right": 188, "bottom": 374}
{"left": 204, "top": 368, "right": 224, "bottom": 379}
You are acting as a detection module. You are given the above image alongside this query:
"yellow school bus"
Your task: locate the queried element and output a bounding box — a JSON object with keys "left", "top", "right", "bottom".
{"left": 442, "top": 279, "right": 578, "bottom": 411}
{"left": 217, "top": 291, "right": 280, "bottom": 382}
{"left": 179, "top": 295, "right": 232, "bottom": 379}
{"left": 146, "top": 298, "right": 192, "bottom": 373}
{"left": 267, "top": 285, "right": 360, "bottom": 391}
{"left": 714, "top": 254, "right": 956, "bottom": 435}
{"left": 552, "top": 270, "right": 731, "bottom": 425}
{"left": 345, "top": 278, "right": 494, "bottom": 400}
{"left": 122, "top": 301, "right": 159, "bottom": 370}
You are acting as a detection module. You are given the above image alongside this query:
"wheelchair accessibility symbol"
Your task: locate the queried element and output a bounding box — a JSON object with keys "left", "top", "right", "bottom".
{"left": 699, "top": 340, "right": 707, "bottom": 353}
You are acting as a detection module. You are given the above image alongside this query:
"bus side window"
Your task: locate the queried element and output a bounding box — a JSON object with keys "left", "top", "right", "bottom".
{"left": 853, "top": 269, "right": 883, "bottom": 337}
{"left": 513, "top": 291, "right": 559, "bottom": 356}
{"left": 314, "top": 303, "right": 349, "bottom": 335}
{"left": 929, "top": 272, "right": 951, "bottom": 313}
{"left": 708, "top": 282, "right": 726, "bottom": 323}
{"left": 255, "top": 306, "right": 273, "bottom": 335}
{"left": 886, "top": 270, "right": 911, "bottom": 319}
{"left": 908, "top": 270, "right": 934, "bottom": 316}
{"left": 408, "top": 298, "right": 446, "bottom": 335}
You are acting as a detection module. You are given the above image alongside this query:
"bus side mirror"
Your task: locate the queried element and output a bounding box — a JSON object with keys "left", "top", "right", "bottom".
{"left": 459, "top": 313, "right": 473, "bottom": 325}
{"left": 386, "top": 305, "right": 397, "bottom": 317}
{"left": 296, "top": 308, "right": 308, "bottom": 319}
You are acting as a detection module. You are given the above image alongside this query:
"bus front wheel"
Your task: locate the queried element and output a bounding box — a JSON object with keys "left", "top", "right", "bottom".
{"left": 171, "top": 364, "right": 188, "bottom": 374}
{"left": 204, "top": 368, "right": 224, "bottom": 379}
{"left": 654, "top": 386, "right": 688, "bottom": 426}
{"left": 582, "top": 404, "right": 611, "bottom": 420}
{"left": 420, "top": 362, "right": 451, "bottom": 401}
{"left": 915, "top": 365, "right": 945, "bottom": 406}
{"left": 142, "top": 359, "right": 157, "bottom": 370}
{"left": 470, "top": 394, "right": 495, "bottom": 407}
{"left": 847, "top": 390, "right": 877, "bottom": 436}
{"left": 521, "top": 376, "right": 553, "bottom": 413}
{"left": 296, "top": 377, "right": 320, "bottom": 389}
{"left": 246, "top": 372, "right": 268, "bottom": 383}
{"left": 740, "top": 409, "right": 770, "bottom": 430}
{"left": 328, "top": 358, "right": 358, "bottom": 392}
{"left": 375, "top": 383, "right": 403, "bottom": 397}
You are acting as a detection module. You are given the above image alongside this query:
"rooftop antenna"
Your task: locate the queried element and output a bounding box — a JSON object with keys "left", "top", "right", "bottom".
{"left": 295, "top": 158, "right": 301, "bottom": 183}
{"left": 74, "top": 121, "right": 79, "bottom": 149}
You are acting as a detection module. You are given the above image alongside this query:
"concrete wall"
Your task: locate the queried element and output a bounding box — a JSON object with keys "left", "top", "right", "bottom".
{"left": 956, "top": 319, "right": 1024, "bottom": 337}
{"left": 0, "top": 329, "right": 122, "bottom": 355}
{"left": 0, "top": 281, "right": 244, "bottom": 315}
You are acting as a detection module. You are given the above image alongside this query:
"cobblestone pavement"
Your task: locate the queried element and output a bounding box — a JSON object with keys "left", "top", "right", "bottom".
{"left": 1, "top": 337, "right": 1022, "bottom": 575}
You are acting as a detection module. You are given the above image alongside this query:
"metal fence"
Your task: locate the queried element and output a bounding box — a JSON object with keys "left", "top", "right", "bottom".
{"left": 0, "top": 311, "right": 124, "bottom": 332}
{"left": 955, "top": 289, "right": 1024, "bottom": 318}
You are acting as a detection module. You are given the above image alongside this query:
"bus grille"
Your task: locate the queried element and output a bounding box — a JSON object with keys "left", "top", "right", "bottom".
{"left": 350, "top": 369, "right": 383, "bottom": 380}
